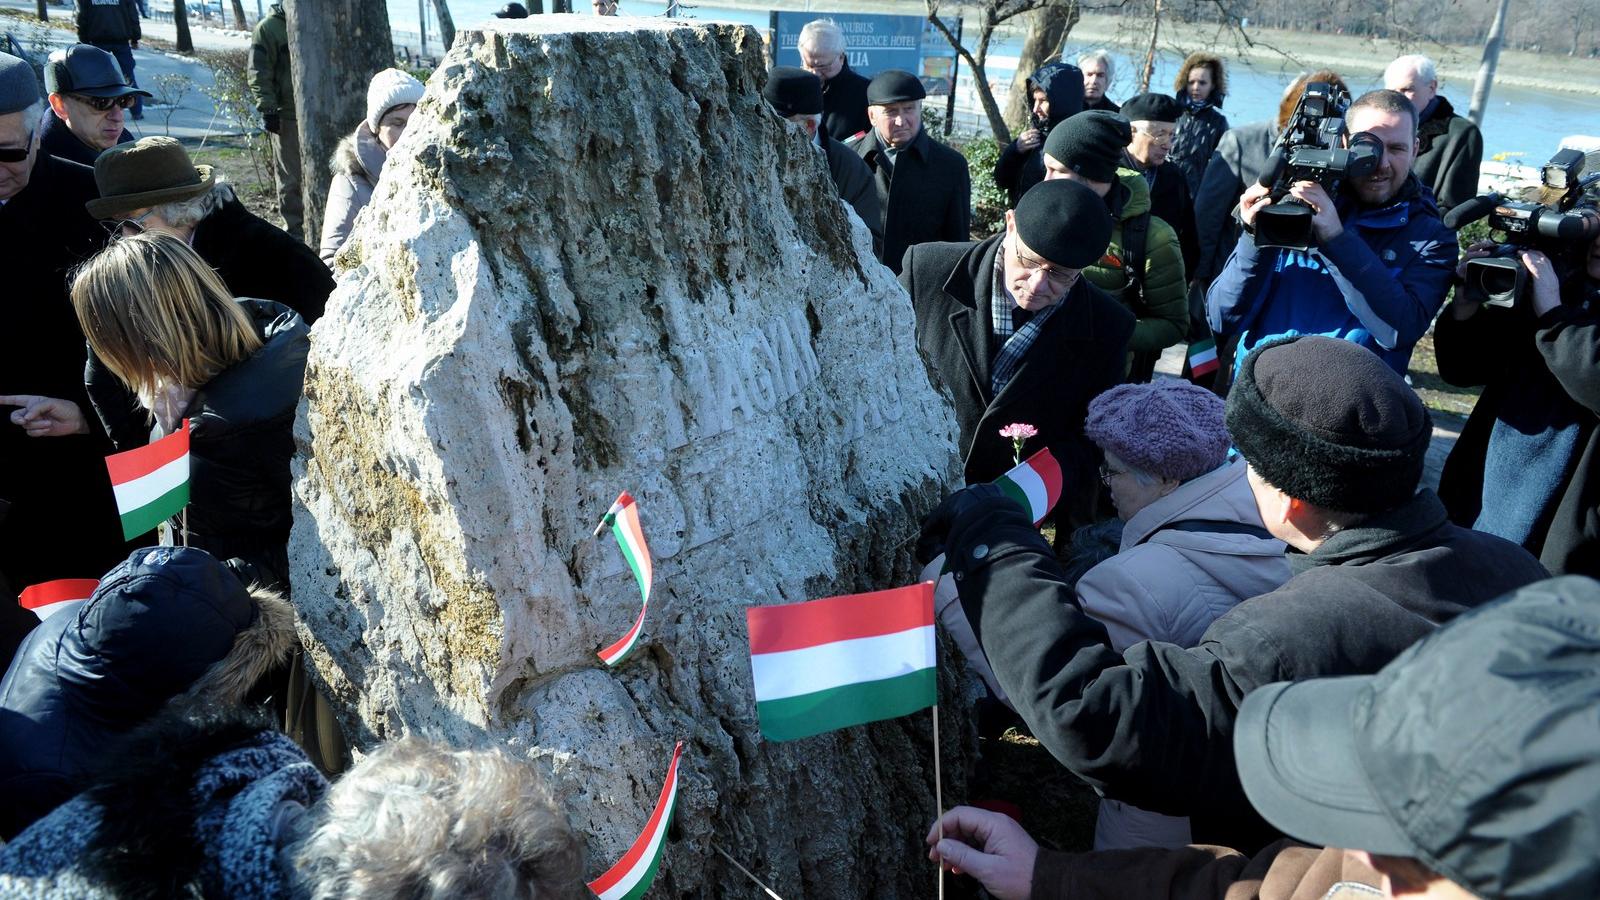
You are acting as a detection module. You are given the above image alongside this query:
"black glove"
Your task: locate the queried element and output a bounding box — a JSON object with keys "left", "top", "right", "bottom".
{"left": 262, "top": 113, "right": 280, "bottom": 135}
{"left": 915, "top": 482, "right": 1008, "bottom": 566}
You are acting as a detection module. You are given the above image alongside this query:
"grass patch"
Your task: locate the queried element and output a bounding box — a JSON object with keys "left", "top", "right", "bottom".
{"left": 188, "top": 135, "right": 280, "bottom": 221}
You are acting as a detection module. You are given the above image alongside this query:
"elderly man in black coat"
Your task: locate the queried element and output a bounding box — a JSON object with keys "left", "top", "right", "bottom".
{"left": 900, "top": 179, "right": 1134, "bottom": 526}
{"left": 798, "top": 19, "right": 871, "bottom": 144}
{"left": 850, "top": 70, "right": 971, "bottom": 275}
{"left": 1120, "top": 92, "right": 1197, "bottom": 275}
{"left": 1384, "top": 54, "right": 1483, "bottom": 213}
{"left": 918, "top": 335, "right": 1550, "bottom": 854}
{"left": 0, "top": 53, "right": 136, "bottom": 602}
{"left": 763, "top": 66, "right": 882, "bottom": 253}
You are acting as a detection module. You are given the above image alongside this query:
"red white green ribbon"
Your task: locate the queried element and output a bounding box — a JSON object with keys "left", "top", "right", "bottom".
{"left": 588, "top": 741, "right": 684, "bottom": 900}
{"left": 595, "top": 491, "right": 654, "bottom": 667}
{"left": 105, "top": 419, "right": 190, "bottom": 540}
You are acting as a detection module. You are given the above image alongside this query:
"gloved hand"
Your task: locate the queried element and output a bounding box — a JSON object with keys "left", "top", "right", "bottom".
{"left": 262, "top": 113, "right": 280, "bottom": 134}
{"left": 916, "top": 482, "right": 1008, "bottom": 566}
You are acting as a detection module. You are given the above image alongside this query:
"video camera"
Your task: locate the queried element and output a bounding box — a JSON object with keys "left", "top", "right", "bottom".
{"left": 1253, "top": 82, "right": 1384, "bottom": 251}
{"left": 1445, "top": 148, "right": 1600, "bottom": 307}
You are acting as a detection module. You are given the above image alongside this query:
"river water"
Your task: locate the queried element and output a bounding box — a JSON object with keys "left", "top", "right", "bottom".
{"left": 390, "top": 0, "right": 1600, "bottom": 164}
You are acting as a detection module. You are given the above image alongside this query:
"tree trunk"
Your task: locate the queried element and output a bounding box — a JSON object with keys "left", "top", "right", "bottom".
{"left": 35, "top": 0, "right": 46, "bottom": 21}
{"left": 1137, "top": 0, "right": 1163, "bottom": 92}
{"left": 285, "top": 0, "right": 394, "bottom": 244}
{"left": 173, "top": 0, "right": 195, "bottom": 52}
{"left": 1468, "top": 0, "right": 1510, "bottom": 125}
{"left": 231, "top": 0, "right": 248, "bottom": 30}
{"left": 431, "top": 0, "right": 456, "bottom": 51}
{"left": 1002, "top": 2, "right": 1079, "bottom": 131}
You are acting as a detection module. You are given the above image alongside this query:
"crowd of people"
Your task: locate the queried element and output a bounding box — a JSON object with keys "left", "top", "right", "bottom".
{"left": 0, "top": 4, "right": 1597, "bottom": 897}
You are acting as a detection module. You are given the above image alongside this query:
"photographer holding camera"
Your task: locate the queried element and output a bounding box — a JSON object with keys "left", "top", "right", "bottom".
{"left": 1206, "top": 89, "right": 1456, "bottom": 376}
{"left": 1436, "top": 167, "right": 1600, "bottom": 578}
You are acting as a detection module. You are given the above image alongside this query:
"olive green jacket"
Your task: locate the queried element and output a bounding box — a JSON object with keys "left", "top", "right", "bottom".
{"left": 247, "top": 4, "right": 294, "bottom": 118}
{"left": 1082, "top": 168, "right": 1188, "bottom": 356}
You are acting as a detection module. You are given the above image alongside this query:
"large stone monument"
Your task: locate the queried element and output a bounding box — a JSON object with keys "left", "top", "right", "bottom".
{"left": 290, "top": 16, "right": 968, "bottom": 898}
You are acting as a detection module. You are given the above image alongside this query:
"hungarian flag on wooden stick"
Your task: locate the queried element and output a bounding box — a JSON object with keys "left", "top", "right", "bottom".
{"left": 993, "top": 447, "right": 1061, "bottom": 526}
{"left": 1188, "top": 337, "right": 1220, "bottom": 378}
{"left": 106, "top": 419, "right": 190, "bottom": 540}
{"left": 746, "top": 583, "right": 936, "bottom": 742}
{"left": 18, "top": 578, "right": 99, "bottom": 621}
{"left": 594, "top": 491, "right": 654, "bottom": 667}
{"left": 588, "top": 741, "right": 684, "bottom": 900}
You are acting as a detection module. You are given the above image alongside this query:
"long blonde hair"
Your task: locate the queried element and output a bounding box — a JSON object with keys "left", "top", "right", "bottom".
{"left": 71, "top": 232, "right": 262, "bottom": 410}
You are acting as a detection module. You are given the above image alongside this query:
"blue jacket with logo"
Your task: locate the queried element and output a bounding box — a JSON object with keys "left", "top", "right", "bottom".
{"left": 1205, "top": 176, "right": 1456, "bottom": 374}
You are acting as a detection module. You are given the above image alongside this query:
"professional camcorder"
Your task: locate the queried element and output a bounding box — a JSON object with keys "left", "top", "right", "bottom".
{"left": 1444, "top": 148, "right": 1600, "bottom": 307}
{"left": 1253, "top": 82, "right": 1384, "bottom": 251}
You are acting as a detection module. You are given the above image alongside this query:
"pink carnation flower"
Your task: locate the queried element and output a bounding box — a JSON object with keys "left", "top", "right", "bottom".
{"left": 998, "top": 423, "right": 1039, "bottom": 440}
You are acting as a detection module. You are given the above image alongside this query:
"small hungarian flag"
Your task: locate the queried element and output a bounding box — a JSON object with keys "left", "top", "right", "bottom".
{"left": 1188, "top": 337, "right": 1220, "bottom": 378}
{"left": 106, "top": 419, "right": 191, "bottom": 540}
{"left": 587, "top": 741, "right": 684, "bottom": 900}
{"left": 994, "top": 447, "right": 1062, "bottom": 526}
{"left": 18, "top": 578, "right": 99, "bottom": 621}
{"left": 594, "top": 491, "right": 654, "bottom": 667}
{"left": 746, "top": 583, "right": 936, "bottom": 742}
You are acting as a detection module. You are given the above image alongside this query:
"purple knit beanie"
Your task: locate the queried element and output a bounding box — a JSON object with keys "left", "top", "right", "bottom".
{"left": 1085, "top": 380, "right": 1230, "bottom": 482}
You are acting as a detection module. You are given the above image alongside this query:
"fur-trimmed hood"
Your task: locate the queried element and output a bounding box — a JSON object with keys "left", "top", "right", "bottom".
{"left": 0, "top": 707, "right": 325, "bottom": 899}
{"left": 330, "top": 121, "right": 387, "bottom": 186}
{"left": 0, "top": 548, "right": 298, "bottom": 839}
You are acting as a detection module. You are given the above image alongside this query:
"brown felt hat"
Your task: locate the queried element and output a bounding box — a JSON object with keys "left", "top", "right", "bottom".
{"left": 86, "top": 137, "right": 216, "bottom": 219}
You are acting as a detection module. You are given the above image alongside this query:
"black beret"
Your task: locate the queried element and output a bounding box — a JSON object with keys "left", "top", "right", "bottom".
{"left": 764, "top": 66, "right": 823, "bottom": 117}
{"left": 1120, "top": 92, "right": 1181, "bottom": 123}
{"left": 867, "top": 69, "right": 926, "bottom": 105}
{"left": 1043, "top": 110, "right": 1131, "bottom": 183}
{"left": 1012, "top": 178, "right": 1114, "bottom": 270}
{"left": 1226, "top": 335, "right": 1431, "bottom": 513}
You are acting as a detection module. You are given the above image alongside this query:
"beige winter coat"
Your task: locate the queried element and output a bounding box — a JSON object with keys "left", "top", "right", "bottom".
{"left": 1076, "top": 458, "right": 1291, "bottom": 851}
{"left": 319, "top": 123, "right": 387, "bottom": 265}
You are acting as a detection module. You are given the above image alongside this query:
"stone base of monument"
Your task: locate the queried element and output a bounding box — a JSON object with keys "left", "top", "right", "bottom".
{"left": 289, "top": 15, "right": 976, "bottom": 898}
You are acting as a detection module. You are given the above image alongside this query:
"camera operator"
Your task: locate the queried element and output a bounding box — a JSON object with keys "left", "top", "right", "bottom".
{"left": 1206, "top": 89, "right": 1456, "bottom": 376}
{"left": 1436, "top": 230, "right": 1600, "bottom": 577}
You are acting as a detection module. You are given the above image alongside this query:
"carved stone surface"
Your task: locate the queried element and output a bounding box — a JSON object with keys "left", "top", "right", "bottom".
{"left": 289, "top": 16, "right": 969, "bottom": 898}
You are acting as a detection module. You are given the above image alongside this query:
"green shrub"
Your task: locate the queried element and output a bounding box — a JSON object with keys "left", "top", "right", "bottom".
{"left": 949, "top": 134, "right": 1008, "bottom": 240}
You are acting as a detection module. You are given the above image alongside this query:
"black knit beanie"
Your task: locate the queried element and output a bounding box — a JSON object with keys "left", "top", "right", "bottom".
{"left": 1043, "top": 110, "right": 1132, "bottom": 183}
{"left": 764, "top": 66, "right": 823, "bottom": 117}
{"left": 1226, "top": 335, "right": 1432, "bottom": 514}
{"left": 1012, "top": 179, "right": 1114, "bottom": 269}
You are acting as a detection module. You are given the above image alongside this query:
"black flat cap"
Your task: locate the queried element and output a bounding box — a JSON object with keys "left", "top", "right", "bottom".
{"left": 764, "top": 66, "right": 823, "bottom": 117}
{"left": 1043, "top": 110, "right": 1132, "bottom": 183}
{"left": 1012, "top": 178, "right": 1114, "bottom": 269}
{"left": 45, "top": 44, "right": 151, "bottom": 99}
{"left": 0, "top": 51, "right": 37, "bottom": 115}
{"left": 1120, "top": 92, "right": 1181, "bottom": 123}
{"left": 867, "top": 69, "right": 925, "bottom": 105}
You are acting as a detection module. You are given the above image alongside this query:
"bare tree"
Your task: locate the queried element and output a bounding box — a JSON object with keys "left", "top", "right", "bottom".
{"left": 1468, "top": 0, "right": 1510, "bottom": 126}
{"left": 1001, "top": 4, "right": 1082, "bottom": 129}
{"left": 174, "top": 0, "right": 195, "bottom": 52}
{"left": 35, "top": 0, "right": 46, "bottom": 21}
{"left": 1136, "top": 0, "right": 1164, "bottom": 90}
{"left": 232, "top": 0, "right": 249, "bottom": 30}
{"left": 431, "top": 0, "right": 456, "bottom": 51}
{"left": 284, "top": 0, "right": 394, "bottom": 243}
{"left": 927, "top": 0, "right": 1078, "bottom": 142}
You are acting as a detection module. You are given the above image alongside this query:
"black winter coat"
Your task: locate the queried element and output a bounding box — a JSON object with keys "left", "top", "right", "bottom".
{"left": 943, "top": 487, "right": 1548, "bottom": 852}
{"left": 0, "top": 154, "right": 133, "bottom": 594}
{"left": 852, "top": 126, "right": 971, "bottom": 274}
{"left": 75, "top": 0, "right": 140, "bottom": 45}
{"left": 1190, "top": 120, "right": 1274, "bottom": 291}
{"left": 993, "top": 62, "right": 1085, "bottom": 207}
{"left": 1170, "top": 100, "right": 1227, "bottom": 196}
{"left": 821, "top": 128, "right": 883, "bottom": 251}
{"left": 1413, "top": 96, "right": 1484, "bottom": 214}
{"left": 192, "top": 196, "right": 333, "bottom": 324}
{"left": 1436, "top": 290, "right": 1600, "bottom": 577}
{"left": 87, "top": 302, "right": 309, "bottom": 590}
{"left": 39, "top": 113, "right": 132, "bottom": 168}
{"left": 900, "top": 235, "right": 1133, "bottom": 511}
{"left": 1085, "top": 95, "right": 1120, "bottom": 113}
{"left": 1132, "top": 157, "right": 1198, "bottom": 277}
{"left": 821, "top": 61, "right": 871, "bottom": 144}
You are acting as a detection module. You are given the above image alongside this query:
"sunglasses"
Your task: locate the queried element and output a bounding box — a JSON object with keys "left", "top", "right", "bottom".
{"left": 102, "top": 208, "right": 161, "bottom": 235}
{"left": 0, "top": 132, "right": 34, "bottom": 163}
{"left": 70, "top": 94, "right": 139, "bottom": 112}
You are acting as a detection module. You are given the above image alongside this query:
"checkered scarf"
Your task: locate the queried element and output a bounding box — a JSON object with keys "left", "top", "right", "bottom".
{"left": 990, "top": 258, "right": 1062, "bottom": 395}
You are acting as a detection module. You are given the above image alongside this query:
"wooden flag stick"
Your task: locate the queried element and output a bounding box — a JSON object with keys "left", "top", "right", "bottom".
{"left": 181, "top": 507, "right": 189, "bottom": 548}
{"left": 933, "top": 703, "right": 945, "bottom": 900}
{"left": 592, "top": 514, "right": 608, "bottom": 538}
{"left": 711, "top": 842, "right": 787, "bottom": 900}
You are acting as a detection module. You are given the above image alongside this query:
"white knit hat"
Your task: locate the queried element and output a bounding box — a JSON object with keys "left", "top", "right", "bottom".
{"left": 365, "top": 68, "right": 425, "bottom": 133}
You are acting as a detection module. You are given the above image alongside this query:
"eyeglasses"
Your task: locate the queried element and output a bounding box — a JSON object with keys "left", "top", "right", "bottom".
{"left": 103, "top": 208, "right": 161, "bottom": 236}
{"left": 0, "top": 132, "right": 34, "bottom": 164}
{"left": 69, "top": 94, "right": 138, "bottom": 113}
{"left": 1013, "top": 242, "right": 1080, "bottom": 288}
{"left": 1099, "top": 464, "right": 1129, "bottom": 485}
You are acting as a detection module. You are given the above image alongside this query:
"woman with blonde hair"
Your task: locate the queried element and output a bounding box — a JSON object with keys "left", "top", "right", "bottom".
{"left": 72, "top": 231, "right": 309, "bottom": 592}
